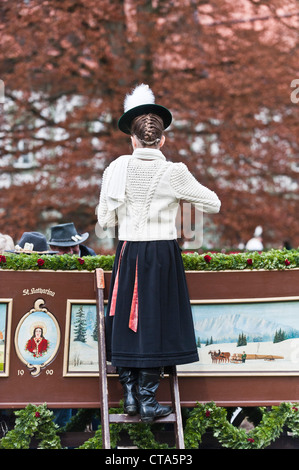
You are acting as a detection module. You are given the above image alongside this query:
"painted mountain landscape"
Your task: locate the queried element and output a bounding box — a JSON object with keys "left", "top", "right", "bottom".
{"left": 195, "top": 312, "right": 299, "bottom": 344}
{"left": 178, "top": 300, "right": 299, "bottom": 374}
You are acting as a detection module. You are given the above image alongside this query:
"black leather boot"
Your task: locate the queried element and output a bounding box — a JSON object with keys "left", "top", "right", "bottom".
{"left": 138, "top": 368, "right": 172, "bottom": 423}
{"left": 118, "top": 368, "right": 139, "bottom": 416}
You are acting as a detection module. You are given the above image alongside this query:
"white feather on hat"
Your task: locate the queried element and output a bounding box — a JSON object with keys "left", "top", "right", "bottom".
{"left": 124, "top": 84, "right": 155, "bottom": 113}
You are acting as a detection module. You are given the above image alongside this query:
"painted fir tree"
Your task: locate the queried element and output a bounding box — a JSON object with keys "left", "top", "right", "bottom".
{"left": 92, "top": 316, "right": 98, "bottom": 342}
{"left": 274, "top": 328, "right": 287, "bottom": 343}
{"left": 237, "top": 332, "right": 247, "bottom": 347}
{"left": 74, "top": 306, "right": 87, "bottom": 343}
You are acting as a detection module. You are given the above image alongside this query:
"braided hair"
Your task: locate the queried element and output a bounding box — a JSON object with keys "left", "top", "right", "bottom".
{"left": 131, "top": 113, "right": 164, "bottom": 147}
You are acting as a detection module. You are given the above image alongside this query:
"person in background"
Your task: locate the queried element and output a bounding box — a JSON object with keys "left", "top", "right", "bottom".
{"left": 0, "top": 233, "right": 14, "bottom": 252}
{"left": 283, "top": 240, "right": 292, "bottom": 250}
{"left": 11, "top": 231, "right": 57, "bottom": 254}
{"left": 98, "top": 84, "right": 221, "bottom": 422}
{"left": 48, "top": 222, "right": 96, "bottom": 256}
{"left": 245, "top": 226, "right": 263, "bottom": 252}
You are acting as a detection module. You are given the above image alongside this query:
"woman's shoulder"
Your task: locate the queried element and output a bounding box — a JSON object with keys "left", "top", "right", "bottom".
{"left": 171, "top": 161, "right": 188, "bottom": 168}
{"left": 106, "top": 154, "right": 131, "bottom": 168}
{"left": 169, "top": 161, "right": 189, "bottom": 174}
{"left": 102, "top": 155, "right": 131, "bottom": 179}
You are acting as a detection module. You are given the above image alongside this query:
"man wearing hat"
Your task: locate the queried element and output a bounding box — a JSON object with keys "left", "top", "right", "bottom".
{"left": 10, "top": 232, "right": 58, "bottom": 254}
{"left": 48, "top": 223, "right": 96, "bottom": 256}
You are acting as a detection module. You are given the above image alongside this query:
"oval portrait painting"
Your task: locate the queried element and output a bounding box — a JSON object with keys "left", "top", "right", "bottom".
{"left": 15, "top": 299, "right": 60, "bottom": 376}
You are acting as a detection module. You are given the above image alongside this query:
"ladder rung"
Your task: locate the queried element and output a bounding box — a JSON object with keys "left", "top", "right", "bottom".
{"left": 109, "top": 412, "right": 177, "bottom": 424}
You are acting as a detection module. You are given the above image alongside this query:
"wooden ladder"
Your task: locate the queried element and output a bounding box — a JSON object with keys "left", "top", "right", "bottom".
{"left": 95, "top": 268, "right": 185, "bottom": 449}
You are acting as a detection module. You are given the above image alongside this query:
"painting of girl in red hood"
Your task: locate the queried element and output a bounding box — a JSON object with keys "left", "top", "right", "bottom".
{"left": 25, "top": 323, "right": 49, "bottom": 358}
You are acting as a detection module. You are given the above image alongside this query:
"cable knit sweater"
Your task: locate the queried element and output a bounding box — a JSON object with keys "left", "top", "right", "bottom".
{"left": 98, "top": 148, "right": 221, "bottom": 241}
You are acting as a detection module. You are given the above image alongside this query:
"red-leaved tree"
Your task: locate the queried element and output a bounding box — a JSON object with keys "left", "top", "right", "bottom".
{"left": 0, "top": 0, "right": 298, "bottom": 251}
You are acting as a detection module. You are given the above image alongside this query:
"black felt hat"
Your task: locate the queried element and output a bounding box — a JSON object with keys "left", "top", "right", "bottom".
{"left": 8, "top": 232, "right": 58, "bottom": 254}
{"left": 48, "top": 223, "right": 89, "bottom": 247}
{"left": 118, "top": 84, "right": 172, "bottom": 135}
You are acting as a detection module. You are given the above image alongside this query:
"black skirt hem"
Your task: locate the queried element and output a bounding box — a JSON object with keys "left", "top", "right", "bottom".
{"left": 110, "top": 350, "right": 199, "bottom": 368}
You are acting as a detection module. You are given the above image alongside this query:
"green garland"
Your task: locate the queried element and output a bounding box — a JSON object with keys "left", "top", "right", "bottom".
{"left": 2, "top": 402, "right": 299, "bottom": 449}
{"left": 182, "top": 248, "right": 299, "bottom": 272}
{"left": 0, "top": 404, "right": 62, "bottom": 449}
{"left": 0, "top": 252, "right": 115, "bottom": 271}
{"left": 0, "top": 248, "right": 299, "bottom": 272}
{"left": 184, "top": 401, "right": 299, "bottom": 449}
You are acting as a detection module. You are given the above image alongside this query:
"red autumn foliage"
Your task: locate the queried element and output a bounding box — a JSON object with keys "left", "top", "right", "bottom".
{"left": 0, "top": 0, "right": 298, "bottom": 251}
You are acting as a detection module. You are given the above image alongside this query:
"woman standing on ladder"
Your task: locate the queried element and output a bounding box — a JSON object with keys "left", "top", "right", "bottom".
{"left": 97, "top": 84, "right": 221, "bottom": 423}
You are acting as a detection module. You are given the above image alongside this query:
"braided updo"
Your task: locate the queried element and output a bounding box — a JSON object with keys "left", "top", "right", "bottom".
{"left": 131, "top": 114, "right": 164, "bottom": 147}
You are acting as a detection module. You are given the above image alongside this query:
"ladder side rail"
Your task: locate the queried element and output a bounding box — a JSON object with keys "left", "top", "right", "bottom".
{"left": 95, "top": 268, "right": 111, "bottom": 449}
{"left": 169, "top": 366, "right": 185, "bottom": 449}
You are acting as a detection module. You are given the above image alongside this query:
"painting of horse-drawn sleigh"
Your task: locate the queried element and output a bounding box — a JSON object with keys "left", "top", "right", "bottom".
{"left": 178, "top": 298, "right": 299, "bottom": 375}
{"left": 208, "top": 350, "right": 284, "bottom": 364}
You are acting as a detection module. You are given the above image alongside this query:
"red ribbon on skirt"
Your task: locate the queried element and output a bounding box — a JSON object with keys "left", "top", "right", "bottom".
{"left": 109, "top": 242, "right": 139, "bottom": 333}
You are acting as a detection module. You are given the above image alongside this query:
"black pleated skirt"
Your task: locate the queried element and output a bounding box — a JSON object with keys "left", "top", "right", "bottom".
{"left": 105, "top": 240, "right": 199, "bottom": 368}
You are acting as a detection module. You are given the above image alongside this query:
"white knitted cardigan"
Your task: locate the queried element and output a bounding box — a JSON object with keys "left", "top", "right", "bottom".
{"left": 98, "top": 148, "right": 221, "bottom": 241}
